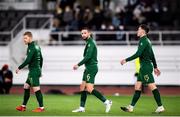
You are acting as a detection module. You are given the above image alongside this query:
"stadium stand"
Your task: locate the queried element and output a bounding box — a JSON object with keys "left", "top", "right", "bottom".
{"left": 0, "top": 0, "right": 179, "bottom": 45}
{"left": 0, "top": 10, "right": 52, "bottom": 45}
{"left": 0, "top": 10, "right": 52, "bottom": 31}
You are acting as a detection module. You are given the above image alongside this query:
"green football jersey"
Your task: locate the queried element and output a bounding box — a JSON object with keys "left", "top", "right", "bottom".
{"left": 126, "top": 36, "right": 157, "bottom": 68}
{"left": 78, "top": 37, "right": 98, "bottom": 67}
{"left": 18, "top": 41, "right": 43, "bottom": 71}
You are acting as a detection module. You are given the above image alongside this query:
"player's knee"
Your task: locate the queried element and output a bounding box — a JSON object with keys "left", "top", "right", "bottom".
{"left": 135, "top": 82, "right": 142, "bottom": 90}
{"left": 135, "top": 85, "right": 141, "bottom": 90}
{"left": 80, "top": 84, "right": 85, "bottom": 91}
{"left": 32, "top": 86, "right": 40, "bottom": 92}
{"left": 87, "top": 89, "right": 92, "bottom": 93}
{"left": 86, "top": 87, "right": 93, "bottom": 93}
{"left": 135, "top": 87, "right": 141, "bottom": 91}
{"left": 24, "top": 83, "right": 30, "bottom": 89}
{"left": 148, "top": 83, "right": 157, "bottom": 91}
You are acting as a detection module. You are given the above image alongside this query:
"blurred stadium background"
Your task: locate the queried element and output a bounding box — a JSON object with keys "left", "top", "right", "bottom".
{"left": 0, "top": 0, "right": 180, "bottom": 96}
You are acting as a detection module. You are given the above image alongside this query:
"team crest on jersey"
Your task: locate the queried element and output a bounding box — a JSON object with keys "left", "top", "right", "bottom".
{"left": 35, "top": 45, "right": 39, "bottom": 49}
{"left": 140, "top": 42, "right": 143, "bottom": 46}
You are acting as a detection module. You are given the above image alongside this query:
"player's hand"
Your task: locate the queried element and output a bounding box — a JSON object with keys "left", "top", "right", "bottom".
{"left": 120, "top": 59, "right": 126, "bottom": 65}
{"left": 73, "top": 64, "right": 79, "bottom": 70}
{"left": 16, "top": 68, "right": 20, "bottom": 74}
{"left": 154, "top": 68, "right": 161, "bottom": 76}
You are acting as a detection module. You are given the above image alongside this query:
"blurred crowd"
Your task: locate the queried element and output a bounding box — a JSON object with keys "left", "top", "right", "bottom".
{"left": 0, "top": 0, "right": 179, "bottom": 44}
{"left": 47, "top": 0, "right": 179, "bottom": 32}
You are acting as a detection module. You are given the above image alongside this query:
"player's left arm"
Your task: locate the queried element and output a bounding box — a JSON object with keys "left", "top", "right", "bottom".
{"left": 151, "top": 49, "right": 161, "bottom": 76}
{"left": 151, "top": 48, "right": 157, "bottom": 68}
{"left": 40, "top": 52, "right": 43, "bottom": 69}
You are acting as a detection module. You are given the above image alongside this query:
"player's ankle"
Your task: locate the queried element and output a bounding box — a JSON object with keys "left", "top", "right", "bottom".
{"left": 40, "top": 107, "right": 44, "bottom": 109}
{"left": 21, "top": 105, "right": 26, "bottom": 107}
{"left": 128, "top": 105, "right": 134, "bottom": 109}
{"left": 80, "top": 107, "right": 85, "bottom": 110}
{"left": 104, "top": 100, "right": 109, "bottom": 105}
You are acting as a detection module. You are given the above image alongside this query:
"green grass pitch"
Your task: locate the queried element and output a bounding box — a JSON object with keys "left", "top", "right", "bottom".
{"left": 0, "top": 94, "right": 180, "bottom": 116}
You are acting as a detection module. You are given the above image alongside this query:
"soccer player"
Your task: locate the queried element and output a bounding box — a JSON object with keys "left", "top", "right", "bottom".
{"left": 72, "top": 28, "right": 112, "bottom": 113}
{"left": 15, "top": 31, "right": 44, "bottom": 112}
{"left": 120, "top": 24, "right": 165, "bottom": 113}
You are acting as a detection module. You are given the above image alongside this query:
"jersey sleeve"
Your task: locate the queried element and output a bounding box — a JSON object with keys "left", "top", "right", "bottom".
{"left": 126, "top": 40, "right": 147, "bottom": 62}
{"left": 78, "top": 42, "right": 94, "bottom": 66}
{"left": 18, "top": 47, "right": 35, "bottom": 69}
{"left": 151, "top": 49, "right": 157, "bottom": 68}
{"left": 40, "top": 52, "right": 43, "bottom": 68}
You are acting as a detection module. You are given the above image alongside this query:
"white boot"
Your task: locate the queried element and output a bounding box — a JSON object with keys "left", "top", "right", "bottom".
{"left": 104, "top": 100, "right": 112, "bottom": 113}
{"left": 155, "top": 106, "right": 165, "bottom": 113}
{"left": 120, "top": 105, "right": 134, "bottom": 112}
{"left": 72, "top": 107, "right": 85, "bottom": 113}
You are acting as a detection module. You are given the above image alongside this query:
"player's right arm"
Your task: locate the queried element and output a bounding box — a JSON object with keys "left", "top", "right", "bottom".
{"left": 18, "top": 48, "right": 35, "bottom": 70}
{"left": 126, "top": 40, "right": 147, "bottom": 62}
{"left": 73, "top": 64, "right": 79, "bottom": 70}
{"left": 77, "top": 42, "right": 94, "bottom": 67}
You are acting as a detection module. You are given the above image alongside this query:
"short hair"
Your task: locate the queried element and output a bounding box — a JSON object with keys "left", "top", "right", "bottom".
{"left": 81, "top": 27, "right": 91, "bottom": 32}
{"left": 139, "top": 24, "right": 149, "bottom": 34}
{"left": 24, "top": 31, "right": 32, "bottom": 37}
{"left": 81, "top": 27, "right": 93, "bottom": 37}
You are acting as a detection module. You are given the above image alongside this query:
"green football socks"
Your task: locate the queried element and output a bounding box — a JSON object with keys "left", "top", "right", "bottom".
{"left": 80, "top": 91, "right": 87, "bottom": 107}
{"left": 131, "top": 90, "right": 141, "bottom": 106}
{"left": 92, "top": 89, "right": 106, "bottom": 103}
{"left": 22, "top": 89, "right": 30, "bottom": 105}
{"left": 152, "top": 89, "right": 162, "bottom": 106}
{"left": 35, "top": 90, "right": 44, "bottom": 107}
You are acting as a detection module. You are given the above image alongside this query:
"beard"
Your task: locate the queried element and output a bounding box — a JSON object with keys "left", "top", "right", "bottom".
{"left": 82, "top": 36, "right": 88, "bottom": 40}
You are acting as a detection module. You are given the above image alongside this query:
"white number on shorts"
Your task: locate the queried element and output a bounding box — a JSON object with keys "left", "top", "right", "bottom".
{"left": 144, "top": 75, "right": 149, "bottom": 82}
{"left": 87, "top": 74, "right": 90, "bottom": 81}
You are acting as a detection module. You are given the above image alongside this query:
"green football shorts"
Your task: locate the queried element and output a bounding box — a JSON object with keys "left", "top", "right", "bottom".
{"left": 137, "top": 65, "right": 155, "bottom": 84}
{"left": 26, "top": 70, "right": 41, "bottom": 87}
{"left": 82, "top": 65, "right": 98, "bottom": 84}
